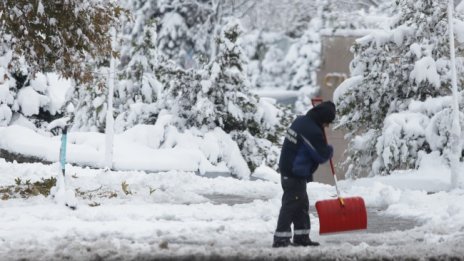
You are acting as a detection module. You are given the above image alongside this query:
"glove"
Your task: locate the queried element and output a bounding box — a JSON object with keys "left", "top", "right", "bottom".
{"left": 327, "top": 144, "right": 334, "bottom": 159}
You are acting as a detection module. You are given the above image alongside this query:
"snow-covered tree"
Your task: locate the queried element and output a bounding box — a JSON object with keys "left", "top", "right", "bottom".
{"left": 72, "top": 0, "right": 164, "bottom": 133}
{"left": 70, "top": 67, "right": 109, "bottom": 132}
{"left": 335, "top": 0, "right": 464, "bottom": 177}
{"left": 0, "top": 0, "right": 120, "bottom": 83}
{"left": 0, "top": 38, "right": 17, "bottom": 127}
{"left": 114, "top": 17, "right": 163, "bottom": 132}
{"left": 71, "top": 0, "right": 216, "bottom": 132}
{"left": 237, "top": 0, "right": 317, "bottom": 37}
{"left": 285, "top": 26, "right": 321, "bottom": 91}
{"left": 0, "top": 0, "right": 120, "bottom": 128}
{"left": 316, "top": 0, "right": 397, "bottom": 32}
{"left": 241, "top": 24, "right": 321, "bottom": 93}
{"left": 240, "top": 30, "right": 290, "bottom": 90}
{"left": 285, "top": 20, "right": 323, "bottom": 114}
{"left": 164, "top": 20, "right": 292, "bottom": 172}
{"left": 154, "top": 0, "right": 214, "bottom": 68}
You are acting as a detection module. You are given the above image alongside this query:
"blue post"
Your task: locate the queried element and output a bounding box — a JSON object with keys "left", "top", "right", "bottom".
{"left": 60, "top": 126, "right": 68, "bottom": 176}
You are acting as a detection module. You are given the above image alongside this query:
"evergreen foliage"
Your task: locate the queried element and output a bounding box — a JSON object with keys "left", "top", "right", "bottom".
{"left": 153, "top": 0, "right": 214, "bottom": 68}
{"left": 163, "top": 20, "right": 292, "bottom": 171}
{"left": 72, "top": 0, "right": 215, "bottom": 133}
{"left": 114, "top": 19, "right": 162, "bottom": 132}
{"left": 285, "top": 28, "right": 320, "bottom": 91}
{"left": 0, "top": 0, "right": 121, "bottom": 128}
{"left": 336, "top": 0, "right": 464, "bottom": 176}
{"left": 0, "top": 0, "right": 122, "bottom": 83}
{"left": 71, "top": 68, "right": 108, "bottom": 132}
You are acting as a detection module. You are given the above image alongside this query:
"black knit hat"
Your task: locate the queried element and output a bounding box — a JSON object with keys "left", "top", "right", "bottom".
{"left": 306, "top": 101, "right": 336, "bottom": 126}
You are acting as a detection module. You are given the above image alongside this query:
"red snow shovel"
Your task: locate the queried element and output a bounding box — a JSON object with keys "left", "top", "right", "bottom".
{"left": 311, "top": 98, "right": 367, "bottom": 234}
{"left": 315, "top": 159, "right": 367, "bottom": 234}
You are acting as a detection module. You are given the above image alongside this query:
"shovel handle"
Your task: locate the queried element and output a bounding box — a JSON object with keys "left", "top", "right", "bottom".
{"left": 329, "top": 157, "right": 336, "bottom": 177}
{"left": 324, "top": 131, "right": 344, "bottom": 206}
{"left": 311, "top": 98, "right": 344, "bottom": 206}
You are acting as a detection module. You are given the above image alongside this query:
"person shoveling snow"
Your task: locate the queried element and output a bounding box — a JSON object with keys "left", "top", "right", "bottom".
{"left": 273, "top": 101, "right": 336, "bottom": 248}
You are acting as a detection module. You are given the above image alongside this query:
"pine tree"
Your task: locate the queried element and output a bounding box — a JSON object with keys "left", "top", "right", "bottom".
{"left": 155, "top": 0, "right": 214, "bottom": 68}
{"left": 164, "top": 20, "right": 292, "bottom": 172}
{"left": 114, "top": 19, "right": 162, "bottom": 132}
{"left": 285, "top": 27, "right": 320, "bottom": 91}
{"left": 286, "top": 22, "right": 322, "bottom": 114}
{"left": 71, "top": 65, "right": 109, "bottom": 132}
{"left": 336, "top": 0, "right": 464, "bottom": 176}
{"left": 260, "top": 42, "right": 288, "bottom": 90}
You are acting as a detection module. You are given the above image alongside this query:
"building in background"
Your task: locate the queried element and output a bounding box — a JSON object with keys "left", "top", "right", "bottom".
{"left": 312, "top": 30, "right": 369, "bottom": 184}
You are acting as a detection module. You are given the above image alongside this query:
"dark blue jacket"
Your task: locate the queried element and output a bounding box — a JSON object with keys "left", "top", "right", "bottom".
{"left": 278, "top": 113, "right": 333, "bottom": 182}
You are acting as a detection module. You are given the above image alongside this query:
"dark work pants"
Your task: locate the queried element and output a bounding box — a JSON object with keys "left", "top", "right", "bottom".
{"left": 274, "top": 175, "right": 310, "bottom": 240}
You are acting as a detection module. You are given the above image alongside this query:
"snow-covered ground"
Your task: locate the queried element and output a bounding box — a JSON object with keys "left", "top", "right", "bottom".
{"left": 1, "top": 149, "right": 464, "bottom": 260}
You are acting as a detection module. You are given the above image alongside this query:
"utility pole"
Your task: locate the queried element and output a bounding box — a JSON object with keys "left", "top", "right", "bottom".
{"left": 448, "top": 0, "right": 461, "bottom": 189}
{"left": 104, "top": 27, "right": 116, "bottom": 170}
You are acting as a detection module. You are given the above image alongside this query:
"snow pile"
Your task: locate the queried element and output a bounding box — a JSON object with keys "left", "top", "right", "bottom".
{"left": 0, "top": 122, "right": 255, "bottom": 178}
{"left": 50, "top": 167, "right": 78, "bottom": 209}
{"left": 251, "top": 163, "right": 280, "bottom": 183}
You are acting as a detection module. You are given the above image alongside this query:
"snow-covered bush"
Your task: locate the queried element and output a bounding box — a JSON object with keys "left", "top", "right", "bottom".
{"left": 373, "top": 112, "right": 430, "bottom": 175}
{"left": 157, "top": 12, "right": 190, "bottom": 64}
{"left": 424, "top": 107, "right": 464, "bottom": 160}
{"left": 373, "top": 97, "right": 464, "bottom": 176}
{"left": 336, "top": 0, "right": 464, "bottom": 176}
{"left": 0, "top": 44, "right": 71, "bottom": 129}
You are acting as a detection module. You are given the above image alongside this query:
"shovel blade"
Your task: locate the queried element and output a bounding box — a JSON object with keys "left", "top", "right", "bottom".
{"left": 316, "top": 196, "right": 367, "bottom": 234}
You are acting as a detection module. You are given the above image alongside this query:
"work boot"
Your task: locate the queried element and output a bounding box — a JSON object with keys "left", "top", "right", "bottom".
{"left": 292, "top": 235, "right": 320, "bottom": 247}
{"left": 272, "top": 237, "right": 291, "bottom": 248}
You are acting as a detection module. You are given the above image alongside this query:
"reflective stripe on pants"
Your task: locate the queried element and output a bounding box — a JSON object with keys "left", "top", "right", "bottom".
{"left": 274, "top": 175, "right": 311, "bottom": 238}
